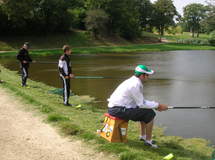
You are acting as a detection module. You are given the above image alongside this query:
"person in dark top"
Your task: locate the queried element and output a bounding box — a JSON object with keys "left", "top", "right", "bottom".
{"left": 0, "top": 69, "right": 4, "bottom": 83}
{"left": 58, "top": 45, "right": 74, "bottom": 106}
{"left": 16, "top": 42, "right": 32, "bottom": 87}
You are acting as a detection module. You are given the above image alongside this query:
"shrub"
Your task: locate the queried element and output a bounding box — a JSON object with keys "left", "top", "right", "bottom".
{"left": 209, "top": 30, "right": 215, "bottom": 46}
{"left": 47, "top": 113, "right": 69, "bottom": 122}
{"left": 60, "top": 122, "right": 82, "bottom": 135}
{"left": 85, "top": 9, "right": 109, "bottom": 39}
{"left": 177, "top": 38, "right": 210, "bottom": 45}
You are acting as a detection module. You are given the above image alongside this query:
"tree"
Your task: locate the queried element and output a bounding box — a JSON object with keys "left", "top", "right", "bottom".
{"left": 152, "top": 0, "right": 178, "bottom": 37}
{"left": 0, "top": 0, "right": 76, "bottom": 34}
{"left": 183, "top": 3, "right": 207, "bottom": 37}
{"left": 1, "top": 0, "right": 34, "bottom": 33}
{"left": 85, "top": 9, "right": 109, "bottom": 38}
{"left": 0, "top": 3, "right": 9, "bottom": 32}
{"left": 84, "top": 0, "right": 141, "bottom": 40}
{"left": 136, "top": 0, "right": 154, "bottom": 32}
{"left": 30, "top": 0, "right": 73, "bottom": 33}
{"left": 202, "top": 0, "right": 215, "bottom": 33}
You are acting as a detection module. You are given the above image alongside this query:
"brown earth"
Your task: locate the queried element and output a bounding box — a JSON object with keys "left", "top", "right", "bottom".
{"left": 0, "top": 88, "right": 115, "bottom": 160}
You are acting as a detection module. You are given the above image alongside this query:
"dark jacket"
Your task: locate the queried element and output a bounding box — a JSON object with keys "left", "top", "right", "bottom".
{"left": 17, "top": 48, "right": 32, "bottom": 67}
{"left": 58, "top": 54, "right": 72, "bottom": 76}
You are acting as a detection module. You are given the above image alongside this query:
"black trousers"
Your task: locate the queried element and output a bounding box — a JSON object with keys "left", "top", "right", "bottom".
{"left": 21, "top": 66, "right": 28, "bottom": 86}
{"left": 108, "top": 106, "right": 156, "bottom": 124}
{"left": 60, "top": 74, "right": 70, "bottom": 104}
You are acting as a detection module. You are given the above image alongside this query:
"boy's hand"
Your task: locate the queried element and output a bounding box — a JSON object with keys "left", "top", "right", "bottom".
{"left": 156, "top": 104, "right": 168, "bottom": 112}
{"left": 65, "top": 76, "right": 70, "bottom": 79}
{"left": 69, "top": 74, "right": 75, "bottom": 78}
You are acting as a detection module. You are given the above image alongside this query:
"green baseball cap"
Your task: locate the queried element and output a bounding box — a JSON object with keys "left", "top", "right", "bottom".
{"left": 134, "top": 64, "right": 154, "bottom": 75}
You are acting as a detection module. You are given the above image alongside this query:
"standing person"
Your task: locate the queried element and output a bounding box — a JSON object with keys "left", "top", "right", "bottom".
{"left": 58, "top": 45, "right": 74, "bottom": 106}
{"left": 107, "top": 64, "right": 168, "bottom": 148}
{"left": 0, "top": 69, "right": 4, "bottom": 83}
{"left": 16, "top": 42, "right": 32, "bottom": 87}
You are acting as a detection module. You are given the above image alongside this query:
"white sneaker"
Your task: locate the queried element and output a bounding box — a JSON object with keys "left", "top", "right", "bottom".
{"left": 144, "top": 140, "right": 158, "bottom": 148}
{"left": 139, "top": 136, "right": 156, "bottom": 144}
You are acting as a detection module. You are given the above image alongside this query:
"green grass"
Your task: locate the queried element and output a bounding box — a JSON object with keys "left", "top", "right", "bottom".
{"left": 0, "top": 64, "right": 214, "bottom": 160}
{"left": 0, "top": 30, "right": 159, "bottom": 51}
{"left": 0, "top": 31, "right": 93, "bottom": 50}
{"left": 1, "top": 31, "right": 214, "bottom": 55}
{"left": 0, "top": 43, "right": 215, "bottom": 57}
{"left": 163, "top": 32, "right": 210, "bottom": 42}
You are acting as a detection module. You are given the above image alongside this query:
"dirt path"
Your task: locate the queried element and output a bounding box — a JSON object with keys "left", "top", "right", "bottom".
{"left": 0, "top": 89, "right": 115, "bottom": 160}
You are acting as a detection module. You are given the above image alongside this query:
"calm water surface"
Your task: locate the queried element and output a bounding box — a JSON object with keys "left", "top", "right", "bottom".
{"left": 1, "top": 50, "right": 215, "bottom": 143}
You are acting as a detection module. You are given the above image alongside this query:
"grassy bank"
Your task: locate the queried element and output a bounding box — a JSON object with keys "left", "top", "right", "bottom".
{"left": 163, "top": 32, "right": 210, "bottom": 41}
{"left": 1, "top": 43, "right": 215, "bottom": 57}
{"left": 0, "top": 31, "right": 159, "bottom": 51}
{"left": 0, "top": 64, "right": 213, "bottom": 160}
{"left": 1, "top": 31, "right": 215, "bottom": 56}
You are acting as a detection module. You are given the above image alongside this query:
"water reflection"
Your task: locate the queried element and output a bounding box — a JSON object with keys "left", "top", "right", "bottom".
{"left": 0, "top": 50, "right": 215, "bottom": 143}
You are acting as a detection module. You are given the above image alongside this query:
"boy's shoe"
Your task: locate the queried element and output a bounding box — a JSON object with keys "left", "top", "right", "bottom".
{"left": 144, "top": 140, "right": 158, "bottom": 148}
{"left": 139, "top": 137, "right": 156, "bottom": 144}
{"left": 64, "top": 103, "right": 74, "bottom": 106}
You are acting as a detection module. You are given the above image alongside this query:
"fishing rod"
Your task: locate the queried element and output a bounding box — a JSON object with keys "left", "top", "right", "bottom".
{"left": 168, "top": 106, "right": 215, "bottom": 109}
{"left": 32, "top": 61, "right": 105, "bottom": 65}
{"left": 74, "top": 76, "right": 123, "bottom": 79}
{"left": 33, "top": 61, "right": 57, "bottom": 64}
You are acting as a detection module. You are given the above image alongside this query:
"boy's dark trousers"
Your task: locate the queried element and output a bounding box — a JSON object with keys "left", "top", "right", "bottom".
{"left": 60, "top": 74, "right": 70, "bottom": 105}
{"left": 21, "top": 65, "right": 28, "bottom": 86}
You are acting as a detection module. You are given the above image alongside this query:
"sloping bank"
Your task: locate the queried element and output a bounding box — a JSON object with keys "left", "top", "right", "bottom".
{"left": 0, "top": 43, "right": 215, "bottom": 57}
{"left": 0, "top": 64, "right": 213, "bottom": 160}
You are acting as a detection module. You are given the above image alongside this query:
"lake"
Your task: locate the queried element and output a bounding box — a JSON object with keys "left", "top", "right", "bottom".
{"left": 1, "top": 50, "right": 215, "bottom": 143}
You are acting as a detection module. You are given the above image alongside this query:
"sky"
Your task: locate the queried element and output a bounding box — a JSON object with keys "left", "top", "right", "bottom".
{"left": 151, "top": 0, "right": 208, "bottom": 15}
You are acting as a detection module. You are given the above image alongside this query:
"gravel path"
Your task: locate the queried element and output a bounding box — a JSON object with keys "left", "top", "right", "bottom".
{"left": 0, "top": 89, "right": 114, "bottom": 160}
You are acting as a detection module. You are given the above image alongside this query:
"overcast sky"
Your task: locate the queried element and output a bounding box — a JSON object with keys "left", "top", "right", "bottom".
{"left": 150, "top": 0, "right": 207, "bottom": 15}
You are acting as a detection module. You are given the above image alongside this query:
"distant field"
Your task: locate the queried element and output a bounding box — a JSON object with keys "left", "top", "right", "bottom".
{"left": 0, "top": 31, "right": 159, "bottom": 51}
{"left": 0, "top": 43, "right": 215, "bottom": 57}
{"left": 163, "top": 32, "right": 210, "bottom": 41}
{"left": 0, "top": 31, "right": 213, "bottom": 54}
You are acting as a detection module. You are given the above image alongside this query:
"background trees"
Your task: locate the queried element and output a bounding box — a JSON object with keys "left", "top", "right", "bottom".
{"left": 152, "top": 0, "right": 178, "bottom": 36}
{"left": 85, "top": 9, "right": 109, "bottom": 38}
{"left": 183, "top": 3, "right": 207, "bottom": 37}
{"left": 0, "top": 0, "right": 214, "bottom": 40}
{"left": 0, "top": 0, "right": 74, "bottom": 34}
{"left": 203, "top": 0, "right": 215, "bottom": 33}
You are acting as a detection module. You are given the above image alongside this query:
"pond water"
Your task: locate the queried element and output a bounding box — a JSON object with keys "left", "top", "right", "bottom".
{"left": 1, "top": 50, "right": 215, "bottom": 143}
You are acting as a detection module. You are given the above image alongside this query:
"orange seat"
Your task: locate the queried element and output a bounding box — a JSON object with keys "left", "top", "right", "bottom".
{"left": 99, "top": 113, "right": 128, "bottom": 143}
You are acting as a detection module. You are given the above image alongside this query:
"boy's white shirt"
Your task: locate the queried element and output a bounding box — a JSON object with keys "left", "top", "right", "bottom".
{"left": 58, "top": 60, "right": 69, "bottom": 75}
{"left": 108, "top": 76, "right": 159, "bottom": 109}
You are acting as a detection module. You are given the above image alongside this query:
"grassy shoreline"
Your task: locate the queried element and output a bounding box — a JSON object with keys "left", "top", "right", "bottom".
{"left": 0, "top": 43, "right": 215, "bottom": 57}
{"left": 0, "top": 64, "right": 213, "bottom": 160}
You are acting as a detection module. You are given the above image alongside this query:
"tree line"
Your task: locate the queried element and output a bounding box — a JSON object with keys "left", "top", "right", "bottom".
{"left": 0, "top": 0, "right": 214, "bottom": 39}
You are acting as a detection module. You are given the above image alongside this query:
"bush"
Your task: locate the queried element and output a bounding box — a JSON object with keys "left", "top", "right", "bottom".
{"left": 209, "top": 30, "right": 215, "bottom": 46}
{"left": 60, "top": 122, "right": 82, "bottom": 136}
{"left": 176, "top": 38, "right": 210, "bottom": 45}
{"left": 85, "top": 9, "right": 109, "bottom": 38}
{"left": 47, "top": 113, "right": 69, "bottom": 122}
{"left": 0, "top": 0, "right": 72, "bottom": 34}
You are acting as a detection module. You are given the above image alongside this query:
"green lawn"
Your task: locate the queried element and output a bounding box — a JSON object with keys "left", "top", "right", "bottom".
{"left": 163, "top": 32, "right": 210, "bottom": 42}
{"left": 0, "top": 64, "right": 213, "bottom": 160}
{"left": 0, "top": 31, "right": 159, "bottom": 51}
{"left": 0, "top": 31, "right": 93, "bottom": 50}
{"left": 1, "top": 31, "right": 214, "bottom": 55}
{"left": 0, "top": 43, "right": 215, "bottom": 57}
